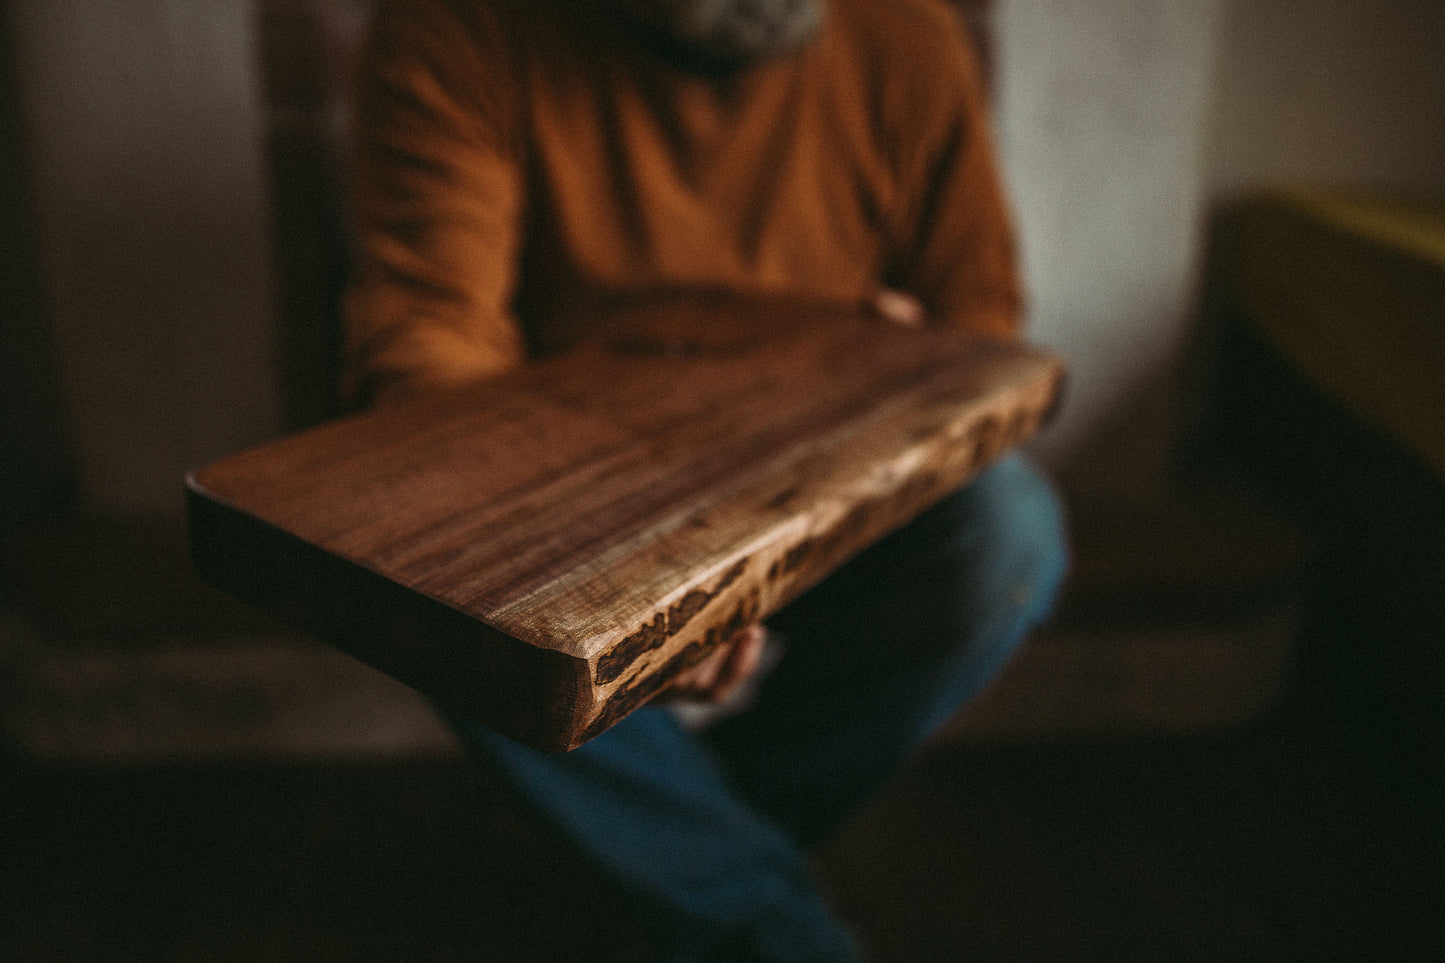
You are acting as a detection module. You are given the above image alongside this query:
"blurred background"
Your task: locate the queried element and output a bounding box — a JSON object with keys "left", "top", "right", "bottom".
{"left": 3, "top": 0, "right": 1441, "bottom": 959}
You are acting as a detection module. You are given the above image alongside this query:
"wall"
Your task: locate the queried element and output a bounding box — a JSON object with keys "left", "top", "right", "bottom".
{"left": 994, "top": 0, "right": 1445, "bottom": 500}
{"left": 8, "top": 0, "right": 282, "bottom": 519}
{"left": 992, "top": 0, "right": 1224, "bottom": 498}
{"left": 1, "top": 7, "right": 73, "bottom": 522}
{"left": 1206, "top": 0, "right": 1445, "bottom": 200}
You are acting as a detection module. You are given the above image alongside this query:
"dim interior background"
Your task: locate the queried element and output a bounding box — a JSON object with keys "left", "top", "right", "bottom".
{"left": 2, "top": 0, "right": 1442, "bottom": 959}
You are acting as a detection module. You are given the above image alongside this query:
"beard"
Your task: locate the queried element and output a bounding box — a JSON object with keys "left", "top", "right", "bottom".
{"left": 616, "top": 0, "right": 824, "bottom": 70}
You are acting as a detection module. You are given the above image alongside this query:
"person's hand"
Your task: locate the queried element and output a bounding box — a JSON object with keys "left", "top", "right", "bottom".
{"left": 665, "top": 625, "right": 768, "bottom": 705}
{"left": 872, "top": 288, "right": 927, "bottom": 327}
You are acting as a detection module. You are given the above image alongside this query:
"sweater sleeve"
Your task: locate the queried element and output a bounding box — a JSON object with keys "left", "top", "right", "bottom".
{"left": 884, "top": 11, "right": 1022, "bottom": 341}
{"left": 343, "top": 0, "right": 527, "bottom": 405}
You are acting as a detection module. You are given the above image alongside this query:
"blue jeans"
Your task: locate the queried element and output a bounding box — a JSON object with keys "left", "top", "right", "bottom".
{"left": 449, "top": 455, "right": 1069, "bottom": 961}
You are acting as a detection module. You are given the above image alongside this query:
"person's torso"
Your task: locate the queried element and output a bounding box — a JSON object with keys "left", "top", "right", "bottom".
{"left": 495, "top": 0, "right": 913, "bottom": 349}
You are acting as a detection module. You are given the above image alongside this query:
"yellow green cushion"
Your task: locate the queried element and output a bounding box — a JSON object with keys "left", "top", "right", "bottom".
{"left": 1218, "top": 188, "right": 1445, "bottom": 477}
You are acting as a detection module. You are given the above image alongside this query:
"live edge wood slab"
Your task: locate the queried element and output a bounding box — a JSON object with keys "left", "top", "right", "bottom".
{"left": 188, "top": 309, "right": 1065, "bottom": 751}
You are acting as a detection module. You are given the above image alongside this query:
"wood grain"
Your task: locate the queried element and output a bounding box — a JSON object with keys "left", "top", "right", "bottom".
{"left": 188, "top": 306, "right": 1065, "bottom": 750}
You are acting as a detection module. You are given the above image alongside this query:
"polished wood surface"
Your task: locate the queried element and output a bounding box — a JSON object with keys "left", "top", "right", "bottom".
{"left": 189, "top": 308, "right": 1064, "bottom": 750}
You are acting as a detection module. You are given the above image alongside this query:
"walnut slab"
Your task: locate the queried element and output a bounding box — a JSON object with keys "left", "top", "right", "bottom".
{"left": 188, "top": 311, "right": 1065, "bottom": 751}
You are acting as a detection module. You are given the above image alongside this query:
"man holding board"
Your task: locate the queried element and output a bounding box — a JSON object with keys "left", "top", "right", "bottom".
{"left": 345, "top": 0, "right": 1067, "bottom": 957}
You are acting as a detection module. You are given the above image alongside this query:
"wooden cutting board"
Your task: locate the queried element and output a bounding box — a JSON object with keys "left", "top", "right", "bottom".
{"left": 188, "top": 309, "right": 1064, "bottom": 751}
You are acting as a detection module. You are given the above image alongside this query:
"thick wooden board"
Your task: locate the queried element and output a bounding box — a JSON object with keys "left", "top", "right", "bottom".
{"left": 188, "top": 309, "right": 1065, "bottom": 751}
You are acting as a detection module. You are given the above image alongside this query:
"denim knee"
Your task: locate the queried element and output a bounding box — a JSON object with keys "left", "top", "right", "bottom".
{"left": 952, "top": 454, "right": 1071, "bottom": 631}
{"left": 873, "top": 455, "right": 1066, "bottom": 740}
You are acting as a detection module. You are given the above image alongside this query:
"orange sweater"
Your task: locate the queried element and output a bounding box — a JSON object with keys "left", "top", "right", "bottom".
{"left": 345, "top": 0, "right": 1021, "bottom": 402}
